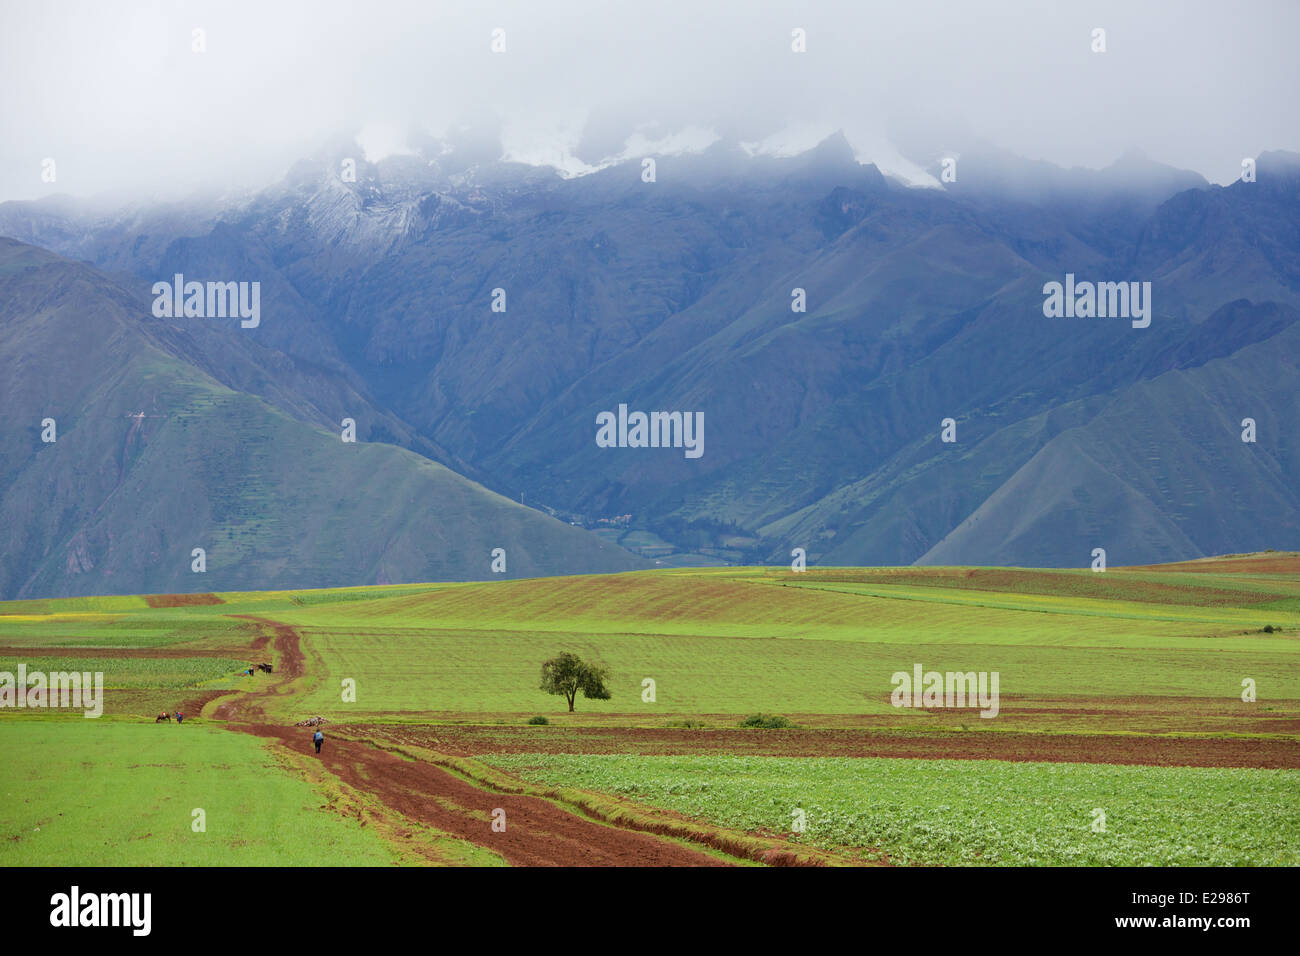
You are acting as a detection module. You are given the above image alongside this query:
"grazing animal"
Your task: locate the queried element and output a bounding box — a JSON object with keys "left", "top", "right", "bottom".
{"left": 257, "top": 663, "right": 273, "bottom": 674}
{"left": 155, "top": 711, "right": 171, "bottom": 723}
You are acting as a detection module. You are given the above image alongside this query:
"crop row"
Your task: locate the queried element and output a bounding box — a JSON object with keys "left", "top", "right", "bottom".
{"left": 487, "top": 753, "right": 1300, "bottom": 866}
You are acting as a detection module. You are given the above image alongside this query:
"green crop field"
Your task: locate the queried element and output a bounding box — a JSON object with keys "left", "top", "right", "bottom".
{"left": 2, "top": 556, "right": 1298, "bottom": 866}
{"left": 261, "top": 566, "right": 1300, "bottom": 719}
{"left": 0, "top": 722, "right": 402, "bottom": 866}
{"left": 0, "top": 655, "right": 247, "bottom": 690}
{"left": 486, "top": 753, "right": 1300, "bottom": 866}
{"left": 282, "top": 624, "right": 1297, "bottom": 717}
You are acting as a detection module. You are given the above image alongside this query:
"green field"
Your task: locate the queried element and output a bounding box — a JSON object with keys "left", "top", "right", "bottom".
{"left": 0, "top": 722, "right": 401, "bottom": 866}
{"left": 0, "top": 655, "right": 246, "bottom": 690}
{"left": 486, "top": 752, "right": 1300, "bottom": 866}
{"left": 10, "top": 564, "right": 1299, "bottom": 721}
{"left": 265, "top": 566, "right": 1300, "bottom": 718}
{"left": 2, "top": 557, "right": 1298, "bottom": 866}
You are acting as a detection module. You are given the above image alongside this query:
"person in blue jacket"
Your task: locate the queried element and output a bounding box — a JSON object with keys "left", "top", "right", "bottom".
{"left": 313, "top": 728, "right": 324, "bottom": 754}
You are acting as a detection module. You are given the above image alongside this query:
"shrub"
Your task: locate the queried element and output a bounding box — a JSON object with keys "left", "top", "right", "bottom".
{"left": 739, "top": 713, "right": 792, "bottom": 729}
{"left": 526, "top": 715, "right": 549, "bottom": 725}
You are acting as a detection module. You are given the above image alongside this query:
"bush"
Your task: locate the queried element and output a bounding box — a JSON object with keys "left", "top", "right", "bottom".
{"left": 526, "top": 715, "right": 549, "bottom": 725}
{"left": 739, "top": 713, "right": 792, "bottom": 729}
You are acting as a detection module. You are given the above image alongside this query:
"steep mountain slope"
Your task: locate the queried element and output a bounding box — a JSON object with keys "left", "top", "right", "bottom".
{"left": 3, "top": 139, "right": 1298, "bottom": 569}
{"left": 0, "top": 238, "right": 643, "bottom": 598}
{"left": 920, "top": 307, "right": 1300, "bottom": 566}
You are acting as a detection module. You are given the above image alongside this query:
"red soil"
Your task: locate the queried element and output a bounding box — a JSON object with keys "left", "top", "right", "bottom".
{"left": 143, "top": 593, "right": 225, "bottom": 607}
{"left": 363, "top": 724, "right": 1300, "bottom": 769}
{"left": 1125, "top": 553, "right": 1300, "bottom": 574}
{"left": 216, "top": 616, "right": 734, "bottom": 867}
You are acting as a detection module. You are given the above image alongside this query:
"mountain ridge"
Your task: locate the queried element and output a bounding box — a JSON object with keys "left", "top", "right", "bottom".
{"left": 2, "top": 137, "right": 1297, "bottom": 584}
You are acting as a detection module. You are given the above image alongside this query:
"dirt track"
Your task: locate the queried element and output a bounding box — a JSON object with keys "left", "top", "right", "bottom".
{"left": 215, "top": 616, "right": 734, "bottom": 867}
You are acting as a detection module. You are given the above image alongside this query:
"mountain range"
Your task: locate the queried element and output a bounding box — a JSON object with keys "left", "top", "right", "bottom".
{"left": 1, "top": 132, "right": 1297, "bottom": 597}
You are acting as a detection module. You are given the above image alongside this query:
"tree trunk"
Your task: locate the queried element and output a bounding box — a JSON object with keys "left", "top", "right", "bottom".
{"left": 568, "top": 694, "right": 575, "bottom": 712}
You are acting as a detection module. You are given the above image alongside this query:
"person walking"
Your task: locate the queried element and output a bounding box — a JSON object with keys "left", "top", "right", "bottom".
{"left": 313, "top": 728, "right": 324, "bottom": 754}
{"left": 175, "top": 710, "right": 183, "bottom": 724}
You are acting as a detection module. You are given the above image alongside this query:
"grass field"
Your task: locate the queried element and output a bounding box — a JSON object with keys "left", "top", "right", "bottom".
{"left": 270, "top": 564, "right": 1300, "bottom": 719}
{"left": 0, "top": 722, "right": 403, "bottom": 866}
{"left": 2, "top": 554, "right": 1298, "bottom": 866}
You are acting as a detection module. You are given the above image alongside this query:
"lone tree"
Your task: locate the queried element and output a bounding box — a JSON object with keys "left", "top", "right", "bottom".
{"left": 539, "top": 652, "right": 612, "bottom": 713}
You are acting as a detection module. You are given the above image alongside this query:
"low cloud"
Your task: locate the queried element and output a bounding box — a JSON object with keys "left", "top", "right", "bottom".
{"left": 1, "top": 0, "right": 1297, "bottom": 202}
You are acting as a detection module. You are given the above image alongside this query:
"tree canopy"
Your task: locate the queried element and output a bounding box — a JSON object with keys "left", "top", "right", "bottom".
{"left": 539, "top": 652, "right": 612, "bottom": 712}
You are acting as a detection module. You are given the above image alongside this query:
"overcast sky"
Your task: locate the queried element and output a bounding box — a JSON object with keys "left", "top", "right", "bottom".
{"left": 1, "top": 0, "right": 1297, "bottom": 202}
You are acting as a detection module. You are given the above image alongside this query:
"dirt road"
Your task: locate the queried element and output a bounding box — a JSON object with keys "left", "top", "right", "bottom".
{"left": 215, "top": 616, "right": 736, "bottom": 867}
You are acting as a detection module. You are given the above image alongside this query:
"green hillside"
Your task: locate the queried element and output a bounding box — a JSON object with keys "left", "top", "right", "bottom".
{"left": 922, "top": 318, "right": 1300, "bottom": 566}
{"left": 0, "top": 239, "right": 644, "bottom": 599}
